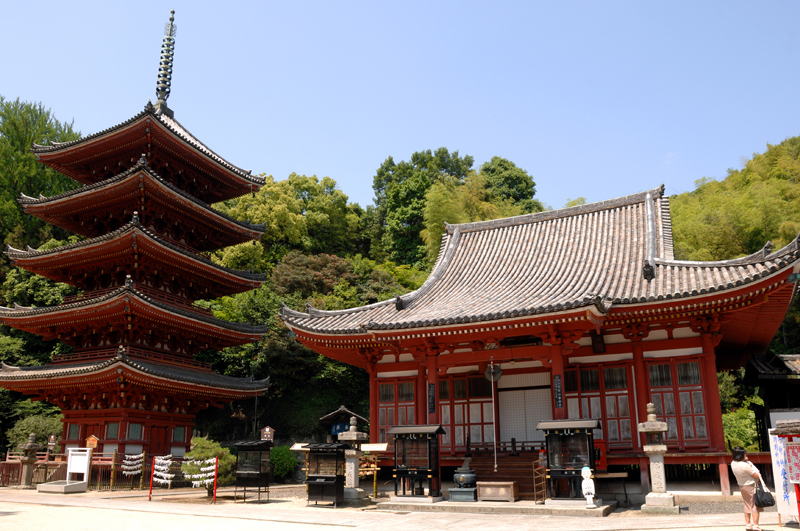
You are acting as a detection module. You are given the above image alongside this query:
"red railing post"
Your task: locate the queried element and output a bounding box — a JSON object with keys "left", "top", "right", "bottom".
{"left": 148, "top": 456, "right": 155, "bottom": 501}
{"left": 212, "top": 456, "right": 218, "bottom": 504}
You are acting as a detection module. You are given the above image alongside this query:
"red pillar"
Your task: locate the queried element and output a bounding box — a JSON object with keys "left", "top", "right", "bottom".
{"left": 427, "top": 355, "right": 439, "bottom": 425}
{"left": 632, "top": 343, "right": 650, "bottom": 450}
{"left": 369, "top": 370, "right": 379, "bottom": 443}
{"left": 701, "top": 334, "right": 726, "bottom": 451}
{"left": 417, "top": 359, "right": 427, "bottom": 425}
{"left": 551, "top": 345, "right": 566, "bottom": 419}
{"left": 718, "top": 456, "right": 732, "bottom": 495}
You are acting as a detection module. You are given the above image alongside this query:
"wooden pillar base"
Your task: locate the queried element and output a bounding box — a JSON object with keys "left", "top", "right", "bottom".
{"left": 718, "top": 458, "right": 732, "bottom": 496}
{"left": 639, "top": 457, "right": 651, "bottom": 495}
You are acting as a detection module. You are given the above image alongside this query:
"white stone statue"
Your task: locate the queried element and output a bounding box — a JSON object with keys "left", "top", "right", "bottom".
{"left": 581, "top": 466, "right": 597, "bottom": 508}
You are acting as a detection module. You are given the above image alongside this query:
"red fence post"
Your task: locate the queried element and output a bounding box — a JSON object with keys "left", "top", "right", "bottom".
{"left": 213, "top": 457, "right": 218, "bottom": 504}
{"left": 148, "top": 456, "right": 156, "bottom": 501}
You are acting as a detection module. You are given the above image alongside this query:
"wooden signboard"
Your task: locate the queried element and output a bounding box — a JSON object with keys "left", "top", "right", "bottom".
{"left": 361, "top": 443, "right": 388, "bottom": 453}
{"left": 85, "top": 435, "right": 99, "bottom": 449}
{"left": 553, "top": 375, "right": 563, "bottom": 408}
{"left": 260, "top": 426, "right": 274, "bottom": 442}
{"left": 787, "top": 442, "right": 800, "bottom": 484}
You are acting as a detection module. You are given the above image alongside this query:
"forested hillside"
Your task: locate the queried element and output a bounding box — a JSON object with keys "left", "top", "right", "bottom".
{"left": 1, "top": 96, "right": 797, "bottom": 450}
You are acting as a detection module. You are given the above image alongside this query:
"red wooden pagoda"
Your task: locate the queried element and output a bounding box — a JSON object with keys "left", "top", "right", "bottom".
{"left": 280, "top": 185, "right": 800, "bottom": 494}
{"left": 0, "top": 11, "right": 269, "bottom": 457}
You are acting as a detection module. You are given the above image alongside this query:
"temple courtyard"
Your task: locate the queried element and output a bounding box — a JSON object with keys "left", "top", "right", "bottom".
{"left": 0, "top": 484, "right": 793, "bottom": 531}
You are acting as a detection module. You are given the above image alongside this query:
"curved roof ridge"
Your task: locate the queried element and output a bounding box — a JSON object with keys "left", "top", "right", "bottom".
{"left": 32, "top": 109, "right": 149, "bottom": 153}
{"left": 6, "top": 222, "right": 267, "bottom": 282}
{"left": 283, "top": 295, "right": 396, "bottom": 319}
{"left": 446, "top": 185, "right": 665, "bottom": 235}
{"left": 280, "top": 231, "right": 464, "bottom": 320}
{"left": 32, "top": 104, "right": 265, "bottom": 187}
{"left": 20, "top": 161, "right": 266, "bottom": 234}
{"left": 655, "top": 234, "right": 799, "bottom": 268}
{"left": 402, "top": 226, "right": 463, "bottom": 310}
{"left": 157, "top": 112, "right": 264, "bottom": 185}
{"left": 0, "top": 284, "right": 269, "bottom": 334}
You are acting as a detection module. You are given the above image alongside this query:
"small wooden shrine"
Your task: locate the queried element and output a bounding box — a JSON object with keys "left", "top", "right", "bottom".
{"left": 0, "top": 11, "right": 269, "bottom": 457}
{"left": 281, "top": 185, "right": 800, "bottom": 495}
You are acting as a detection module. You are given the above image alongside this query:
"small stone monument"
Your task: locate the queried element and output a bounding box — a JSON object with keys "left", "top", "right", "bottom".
{"left": 638, "top": 402, "right": 679, "bottom": 514}
{"left": 17, "top": 433, "right": 44, "bottom": 488}
{"left": 337, "top": 416, "right": 369, "bottom": 500}
{"left": 581, "top": 466, "right": 597, "bottom": 508}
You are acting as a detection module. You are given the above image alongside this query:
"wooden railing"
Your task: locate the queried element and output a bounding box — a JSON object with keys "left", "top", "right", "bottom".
{"left": 63, "top": 287, "right": 119, "bottom": 304}
{"left": 131, "top": 285, "right": 213, "bottom": 317}
{"left": 62, "top": 285, "right": 212, "bottom": 317}
{"left": 128, "top": 347, "right": 212, "bottom": 371}
{"left": 52, "top": 347, "right": 212, "bottom": 371}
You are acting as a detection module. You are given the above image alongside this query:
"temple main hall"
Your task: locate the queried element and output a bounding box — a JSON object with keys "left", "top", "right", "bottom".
{"left": 281, "top": 185, "right": 800, "bottom": 493}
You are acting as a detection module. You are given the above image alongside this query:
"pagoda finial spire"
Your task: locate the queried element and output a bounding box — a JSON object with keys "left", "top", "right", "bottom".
{"left": 154, "top": 9, "right": 177, "bottom": 118}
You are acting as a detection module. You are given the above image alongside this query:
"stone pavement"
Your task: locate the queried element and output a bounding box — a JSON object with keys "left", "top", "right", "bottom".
{"left": 0, "top": 487, "right": 797, "bottom": 531}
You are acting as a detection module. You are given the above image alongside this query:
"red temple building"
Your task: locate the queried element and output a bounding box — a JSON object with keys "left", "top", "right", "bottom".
{"left": 280, "top": 185, "right": 800, "bottom": 493}
{"left": 0, "top": 11, "right": 269, "bottom": 457}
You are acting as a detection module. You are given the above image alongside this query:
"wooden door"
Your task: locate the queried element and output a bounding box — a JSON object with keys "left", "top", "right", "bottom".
{"left": 149, "top": 426, "right": 168, "bottom": 456}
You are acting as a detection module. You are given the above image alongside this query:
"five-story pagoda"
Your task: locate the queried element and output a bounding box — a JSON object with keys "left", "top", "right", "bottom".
{"left": 0, "top": 11, "right": 270, "bottom": 457}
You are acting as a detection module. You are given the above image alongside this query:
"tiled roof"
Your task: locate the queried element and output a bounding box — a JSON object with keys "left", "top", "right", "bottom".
{"left": 32, "top": 103, "right": 265, "bottom": 187}
{"left": 19, "top": 161, "right": 266, "bottom": 235}
{"left": 5, "top": 221, "right": 267, "bottom": 282}
{"left": 0, "top": 353, "right": 269, "bottom": 391}
{"left": 280, "top": 185, "right": 800, "bottom": 334}
{"left": 750, "top": 354, "right": 800, "bottom": 377}
{"left": 0, "top": 284, "right": 269, "bottom": 335}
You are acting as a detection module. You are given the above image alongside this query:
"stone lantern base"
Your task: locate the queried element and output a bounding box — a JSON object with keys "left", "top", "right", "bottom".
{"left": 641, "top": 492, "right": 680, "bottom": 514}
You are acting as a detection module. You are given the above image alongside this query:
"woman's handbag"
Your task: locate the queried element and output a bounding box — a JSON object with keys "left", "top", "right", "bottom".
{"left": 754, "top": 477, "right": 775, "bottom": 508}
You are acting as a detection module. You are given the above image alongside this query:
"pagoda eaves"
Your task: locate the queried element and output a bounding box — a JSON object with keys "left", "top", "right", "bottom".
{"left": 32, "top": 104, "right": 264, "bottom": 204}
{"left": 6, "top": 222, "right": 266, "bottom": 299}
{"left": 20, "top": 161, "right": 265, "bottom": 251}
{"left": 0, "top": 283, "right": 268, "bottom": 353}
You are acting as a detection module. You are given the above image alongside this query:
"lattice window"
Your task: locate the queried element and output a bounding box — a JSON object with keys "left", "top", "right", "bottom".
{"left": 564, "top": 364, "right": 634, "bottom": 447}
{"left": 648, "top": 359, "right": 708, "bottom": 448}
{"left": 377, "top": 378, "right": 415, "bottom": 444}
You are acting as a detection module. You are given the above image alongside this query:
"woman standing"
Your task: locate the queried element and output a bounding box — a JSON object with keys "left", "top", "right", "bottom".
{"left": 730, "top": 446, "right": 763, "bottom": 531}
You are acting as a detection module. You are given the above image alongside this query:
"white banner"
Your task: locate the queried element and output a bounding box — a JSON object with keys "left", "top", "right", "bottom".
{"left": 768, "top": 429, "right": 799, "bottom": 519}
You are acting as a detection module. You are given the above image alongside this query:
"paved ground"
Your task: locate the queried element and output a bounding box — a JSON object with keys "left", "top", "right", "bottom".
{"left": 0, "top": 486, "right": 796, "bottom": 531}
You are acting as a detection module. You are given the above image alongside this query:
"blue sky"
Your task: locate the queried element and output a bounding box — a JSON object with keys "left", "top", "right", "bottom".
{"left": 3, "top": 1, "right": 798, "bottom": 210}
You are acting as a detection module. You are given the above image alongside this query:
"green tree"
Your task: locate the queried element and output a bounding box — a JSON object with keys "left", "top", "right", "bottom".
{"left": 722, "top": 397, "right": 763, "bottom": 452}
{"left": 5, "top": 414, "right": 63, "bottom": 452}
{"left": 671, "top": 136, "right": 800, "bottom": 261}
{"left": 479, "top": 156, "right": 543, "bottom": 213}
{"left": 373, "top": 148, "right": 475, "bottom": 266}
{"left": 181, "top": 437, "right": 236, "bottom": 496}
{"left": 564, "top": 197, "right": 587, "bottom": 208}
{"left": 0, "top": 97, "right": 80, "bottom": 256}
{"left": 214, "top": 173, "right": 363, "bottom": 264}
{"left": 421, "top": 172, "right": 524, "bottom": 266}
{"left": 270, "top": 445, "right": 299, "bottom": 480}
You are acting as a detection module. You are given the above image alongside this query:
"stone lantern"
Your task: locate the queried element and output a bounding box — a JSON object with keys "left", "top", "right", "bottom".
{"left": 637, "top": 403, "right": 678, "bottom": 514}
{"left": 337, "top": 416, "right": 369, "bottom": 500}
{"left": 18, "top": 433, "right": 45, "bottom": 488}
